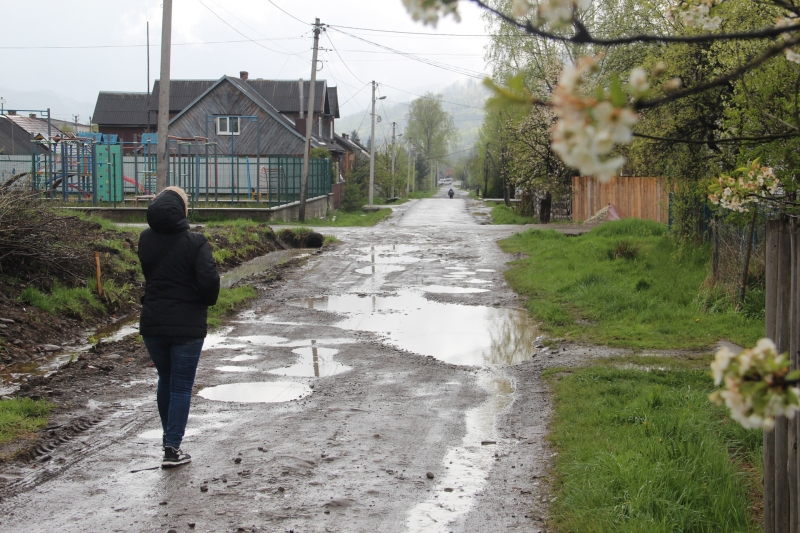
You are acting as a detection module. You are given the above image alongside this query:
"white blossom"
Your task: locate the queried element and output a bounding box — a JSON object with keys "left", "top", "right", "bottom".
{"left": 402, "top": 0, "right": 460, "bottom": 27}
{"left": 536, "top": 0, "right": 591, "bottom": 28}
{"left": 628, "top": 68, "right": 650, "bottom": 96}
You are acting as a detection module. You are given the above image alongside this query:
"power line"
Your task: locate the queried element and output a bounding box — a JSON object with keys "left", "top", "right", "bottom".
{"left": 205, "top": 0, "right": 296, "bottom": 55}
{"left": 198, "top": 0, "right": 305, "bottom": 56}
{"left": 266, "top": 0, "right": 309, "bottom": 26}
{"left": 327, "top": 27, "right": 487, "bottom": 80}
{"left": 380, "top": 83, "right": 485, "bottom": 110}
{"left": 0, "top": 36, "right": 307, "bottom": 50}
{"left": 325, "top": 24, "right": 503, "bottom": 38}
{"left": 323, "top": 30, "right": 366, "bottom": 86}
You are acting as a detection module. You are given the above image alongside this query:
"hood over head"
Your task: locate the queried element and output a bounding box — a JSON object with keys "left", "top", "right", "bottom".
{"left": 147, "top": 188, "right": 190, "bottom": 234}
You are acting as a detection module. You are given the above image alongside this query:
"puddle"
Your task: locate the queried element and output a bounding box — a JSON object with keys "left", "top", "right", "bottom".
{"left": 443, "top": 271, "right": 476, "bottom": 277}
{"left": 215, "top": 366, "right": 259, "bottom": 373}
{"left": 420, "top": 286, "right": 490, "bottom": 294}
{"left": 356, "top": 254, "right": 420, "bottom": 264}
{"left": 355, "top": 264, "right": 407, "bottom": 275}
{"left": 220, "top": 249, "right": 311, "bottom": 289}
{"left": 357, "top": 244, "right": 420, "bottom": 254}
{"left": 407, "top": 370, "right": 514, "bottom": 532}
{"left": 475, "top": 269, "right": 496, "bottom": 273}
{"left": 465, "top": 279, "right": 493, "bottom": 284}
{"left": 268, "top": 343, "right": 352, "bottom": 377}
{"left": 445, "top": 266, "right": 470, "bottom": 270}
{"left": 288, "top": 291, "right": 538, "bottom": 366}
{"left": 198, "top": 381, "right": 312, "bottom": 403}
{"left": 222, "top": 354, "right": 260, "bottom": 362}
{"left": 277, "top": 338, "right": 356, "bottom": 347}
{"left": 203, "top": 328, "right": 287, "bottom": 350}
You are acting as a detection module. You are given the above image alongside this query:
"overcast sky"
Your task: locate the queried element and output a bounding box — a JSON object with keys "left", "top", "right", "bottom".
{"left": 1, "top": 0, "right": 492, "bottom": 122}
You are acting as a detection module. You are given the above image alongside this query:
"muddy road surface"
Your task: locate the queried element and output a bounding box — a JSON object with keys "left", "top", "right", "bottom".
{"left": 0, "top": 188, "right": 605, "bottom": 532}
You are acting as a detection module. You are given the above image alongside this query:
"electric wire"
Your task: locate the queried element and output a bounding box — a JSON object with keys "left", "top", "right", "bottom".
{"left": 198, "top": 0, "right": 306, "bottom": 56}
{"left": 206, "top": 0, "right": 296, "bottom": 54}
{"left": 0, "top": 37, "right": 307, "bottom": 50}
{"left": 265, "top": 0, "right": 310, "bottom": 26}
{"left": 323, "top": 30, "right": 367, "bottom": 86}
{"left": 326, "top": 27, "right": 487, "bottom": 80}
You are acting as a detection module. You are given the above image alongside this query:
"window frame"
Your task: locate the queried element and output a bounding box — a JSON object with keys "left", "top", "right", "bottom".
{"left": 216, "top": 115, "right": 240, "bottom": 136}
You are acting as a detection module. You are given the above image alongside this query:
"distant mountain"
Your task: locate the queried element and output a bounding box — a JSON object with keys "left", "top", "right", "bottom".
{"left": 336, "top": 79, "right": 487, "bottom": 155}
{"left": 0, "top": 87, "right": 95, "bottom": 125}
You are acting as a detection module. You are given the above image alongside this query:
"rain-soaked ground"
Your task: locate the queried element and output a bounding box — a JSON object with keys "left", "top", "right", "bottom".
{"left": 0, "top": 188, "right": 614, "bottom": 533}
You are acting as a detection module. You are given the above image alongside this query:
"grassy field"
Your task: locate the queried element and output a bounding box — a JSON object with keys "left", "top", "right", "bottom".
{"left": 499, "top": 219, "right": 764, "bottom": 349}
{"left": 0, "top": 398, "right": 51, "bottom": 446}
{"left": 546, "top": 358, "right": 761, "bottom": 532}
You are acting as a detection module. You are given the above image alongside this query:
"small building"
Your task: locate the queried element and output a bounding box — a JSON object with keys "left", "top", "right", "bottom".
{"left": 167, "top": 75, "right": 338, "bottom": 157}
{"left": 334, "top": 133, "right": 369, "bottom": 176}
{"left": 0, "top": 115, "right": 51, "bottom": 155}
{"left": 92, "top": 92, "right": 151, "bottom": 146}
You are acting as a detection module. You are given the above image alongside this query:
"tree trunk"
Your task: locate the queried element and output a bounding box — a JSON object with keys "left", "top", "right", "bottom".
{"left": 539, "top": 191, "right": 552, "bottom": 224}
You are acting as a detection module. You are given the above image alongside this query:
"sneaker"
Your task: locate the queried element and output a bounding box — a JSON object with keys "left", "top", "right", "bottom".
{"left": 162, "top": 446, "right": 191, "bottom": 468}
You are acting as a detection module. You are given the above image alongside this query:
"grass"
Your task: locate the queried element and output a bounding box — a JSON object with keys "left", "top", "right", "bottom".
{"left": 207, "top": 286, "right": 258, "bottom": 328}
{"left": 0, "top": 398, "right": 51, "bottom": 445}
{"left": 20, "top": 284, "right": 106, "bottom": 320}
{"left": 499, "top": 219, "right": 764, "bottom": 349}
{"left": 546, "top": 360, "right": 761, "bottom": 533}
{"left": 491, "top": 204, "right": 539, "bottom": 225}
{"left": 323, "top": 235, "right": 341, "bottom": 245}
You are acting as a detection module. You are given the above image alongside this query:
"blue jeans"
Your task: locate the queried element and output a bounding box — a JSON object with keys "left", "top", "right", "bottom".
{"left": 143, "top": 336, "right": 204, "bottom": 449}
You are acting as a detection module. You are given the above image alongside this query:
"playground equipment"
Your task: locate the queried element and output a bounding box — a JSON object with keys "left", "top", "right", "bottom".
{"left": 4, "top": 133, "right": 333, "bottom": 208}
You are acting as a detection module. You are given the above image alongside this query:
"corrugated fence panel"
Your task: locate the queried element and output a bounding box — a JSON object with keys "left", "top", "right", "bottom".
{"left": 571, "top": 176, "right": 669, "bottom": 223}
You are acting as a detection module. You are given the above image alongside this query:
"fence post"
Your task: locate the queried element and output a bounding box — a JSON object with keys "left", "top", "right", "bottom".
{"left": 790, "top": 216, "right": 800, "bottom": 533}
{"left": 776, "top": 216, "right": 792, "bottom": 532}
{"left": 766, "top": 219, "right": 778, "bottom": 533}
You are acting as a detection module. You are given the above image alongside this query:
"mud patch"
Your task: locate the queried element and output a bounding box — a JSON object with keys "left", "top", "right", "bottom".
{"left": 355, "top": 265, "right": 407, "bottom": 275}
{"left": 197, "top": 382, "right": 312, "bottom": 403}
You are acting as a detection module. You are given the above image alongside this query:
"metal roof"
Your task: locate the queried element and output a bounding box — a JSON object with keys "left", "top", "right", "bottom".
{"left": 0, "top": 116, "right": 49, "bottom": 155}
{"left": 147, "top": 79, "right": 338, "bottom": 116}
{"left": 148, "top": 80, "right": 214, "bottom": 112}
{"left": 4, "top": 114, "right": 64, "bottom": 139}
{"left": 92, "top": 92, "right": 151, "bottom": 126}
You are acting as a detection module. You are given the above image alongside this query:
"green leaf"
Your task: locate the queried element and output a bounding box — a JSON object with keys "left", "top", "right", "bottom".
{"left": 786, "top": 370, "right": 800, "bottom": 382}
{"left": 610, "top": 74, "right": 627, "bottom": 108}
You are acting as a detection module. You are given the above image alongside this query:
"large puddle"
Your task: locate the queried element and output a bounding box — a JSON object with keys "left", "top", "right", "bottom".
{"left": 198, "top": 381, "right": 312, "bottom": 403}
{"left": 287, "top": 291, "right": 539, "bottom": 366}
{"left": 268, "top": 343, "right": 352, "bottom": 377}
{"left": 407, "top": 371, "right": 514, "bottom": 532}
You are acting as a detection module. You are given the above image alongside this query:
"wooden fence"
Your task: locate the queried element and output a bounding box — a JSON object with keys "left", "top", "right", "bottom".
{"left": 764, "top": 216, "right": 800, "bottom": 532}
{"left": 572, "top": 176, "right": 669, "bottom": 222}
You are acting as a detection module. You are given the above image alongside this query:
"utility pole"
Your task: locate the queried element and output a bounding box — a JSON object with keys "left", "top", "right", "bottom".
{"left": 299, "top": 18, "right": 321, "bottom": 222}
{"left": 368, "top": 80, "right": 377, "bottom": 206}
{"left": 155, "top": 0, "right": 173, "bottom": 192}
{"left": 406, "top": 147, "right": 412, "bottom": 195}
{"left": 483, "top": 142, "right": 490, "bottom": 198}
{"left": 390, "top": 121, "right": 396, "bottom": 198}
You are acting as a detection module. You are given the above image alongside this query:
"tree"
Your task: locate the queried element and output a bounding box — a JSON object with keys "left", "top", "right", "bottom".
{"left": 404, "top": 93, "right": 459, "bottom": 189}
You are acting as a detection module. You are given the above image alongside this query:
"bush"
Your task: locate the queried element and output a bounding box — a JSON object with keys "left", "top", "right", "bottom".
{"left": 340, "top": 181, "right": 366, "bottom": 212}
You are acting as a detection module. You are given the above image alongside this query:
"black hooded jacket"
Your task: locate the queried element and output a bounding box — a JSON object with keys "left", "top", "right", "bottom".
{"left": 138, "top": 191, "right": 220, "bottom": 338}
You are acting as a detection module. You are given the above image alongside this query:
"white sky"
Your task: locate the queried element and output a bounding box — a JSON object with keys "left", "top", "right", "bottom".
{"left": 1, "top": 0, "right": 492, "bottom": 121}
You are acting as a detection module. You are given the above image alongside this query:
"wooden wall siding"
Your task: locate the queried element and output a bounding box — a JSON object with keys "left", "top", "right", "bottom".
{"left": 572, "top": 176, "right": 669, "bottom": 222}
{"left": 169, "top": 80, "right": 306, "bottom": 156}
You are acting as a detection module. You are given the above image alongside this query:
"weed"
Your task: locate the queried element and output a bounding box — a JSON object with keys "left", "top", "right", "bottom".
{"left": 208, "top": 286, "right": 257, "bottom": 328}
{"left": 0, "top": 398, "right": 51, "bottom": 445}
{"left": 323, "top": 235, "right": 341, "bottom": 245}
{"left": 20, "top": 284, "right": 105, "bottom": 320}
{"left": 491, "top": 204, "right": 538, "bottom": 225}
{"left": 606, "top": 239, "right": 640, "bottom": 260}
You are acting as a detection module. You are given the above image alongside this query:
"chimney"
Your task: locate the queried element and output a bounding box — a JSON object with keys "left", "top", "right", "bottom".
{"left": 298, "top": 78, "right": 304, "bottom": 120}
{"left": 295, "top": 118, "right": 306, "bottom": 135}
{"left": 342, "top": 133, "right": 348, "bottom": 140}
{"left": 29, "top": 113, "right": 36, "bottom": 118}
{"left": 239, "top": 71, "right": 249, "bottom": 81}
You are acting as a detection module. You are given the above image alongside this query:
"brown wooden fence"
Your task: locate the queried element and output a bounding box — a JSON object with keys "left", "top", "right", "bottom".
{"left": 764, "top": 216, "right": 800, "bottom": 532}
{"left": 572, "top": 176, "right": 669, "bottom": 222}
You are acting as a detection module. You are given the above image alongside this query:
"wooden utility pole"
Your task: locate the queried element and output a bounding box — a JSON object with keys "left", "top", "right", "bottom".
{"left": 390, "top": 121, "right": 396, "bottom": 198}
{"left": 155, "top": 0, "right": 172, "bottom": 193}
{"left": 299, "top": 18, "right": 321, "bottom": 222}
{"left": 406, "top": 147, "right": 412, "bottom": 195}
{"left": 368, "top": 80, "right": 377, "bottom": 206}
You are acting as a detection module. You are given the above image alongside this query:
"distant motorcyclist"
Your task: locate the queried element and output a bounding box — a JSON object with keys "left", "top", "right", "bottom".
{"left": 448, "top": 188, "right": 454, "bottom": 199}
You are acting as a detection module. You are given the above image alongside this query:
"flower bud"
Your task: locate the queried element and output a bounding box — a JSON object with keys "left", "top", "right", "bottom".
{"left": 663, "top": 77, "right": 682, "bottom": 92}
{"left": 652, "top": 61, "right": 667, "bottom": 78}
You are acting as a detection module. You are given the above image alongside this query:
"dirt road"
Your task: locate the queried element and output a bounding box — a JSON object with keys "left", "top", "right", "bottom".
{"left": 0, "top": 188, "right": 604, "bottom": 533}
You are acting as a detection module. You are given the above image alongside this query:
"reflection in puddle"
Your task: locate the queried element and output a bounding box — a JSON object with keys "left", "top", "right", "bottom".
{"left": 357, "top": 244, "right": 420, "bottom": 254}
{"left": 475, "top": 269, "right": 496, "bottom": 272}
{"left": 277, "top": 338, "right": 356, "bottom": 347}
{"left": 443, "top": 271, "right": 476, "bottom": 277}
{"left": 222, "top": 354, "right": 260, "bottom": 362}
{"left": 198, "top": 382, "right": 312, "bottom": 403}
{"left": 420, "top": 286, "right": 490, "bottom": 294}
{"left": 355, "top": 264, "right": 407, "bottom": 275}
{"left": 237, "top": 335, "right": 291, "bottom": 345}
{"left": 268, "top": 343, "right": 352, "bottom": 377}
{"left": 356, "top": 254, "right": 420, "bottom": 265}
{"left": 288, "top": 291, "right": 538, "bottom": 366}
{"left": 215, "top": 366, "right": 259, "bottom": 373}
{"left": 445, "top": 266, "right": 469, "bottom": 270}
{"left": 407, "top": 371, "right": 513, "bottom": 532}
{"left": 465, "top": 279, "right": 493, "bottom": 284}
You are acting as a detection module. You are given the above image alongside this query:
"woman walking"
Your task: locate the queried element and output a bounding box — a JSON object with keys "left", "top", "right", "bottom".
{"left": 138, "top": 186, "right": 220, "bottom": 468}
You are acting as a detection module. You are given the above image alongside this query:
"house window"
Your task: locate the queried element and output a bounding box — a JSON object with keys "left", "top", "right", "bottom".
{"left": 216, "top": 116, "right": 240, "bottom": 135}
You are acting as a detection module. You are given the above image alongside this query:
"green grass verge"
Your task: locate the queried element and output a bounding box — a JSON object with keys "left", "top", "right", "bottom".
{"left": 0, "top": 398, "right": 51, "bottom": 445}
{"left": 491, "top": 204, "right": 538, "bottom": 225}
{"left": 546, "top": 361, "right": 761, "bottom": 532}
{"left": 207, "top": 286, "right": 258, "bottom": 328}
{"left": 20, "top": 284, "right": 106, "bottom": 319}
{"left": 499, "top": 219, "right": 764, "bottom": 349}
